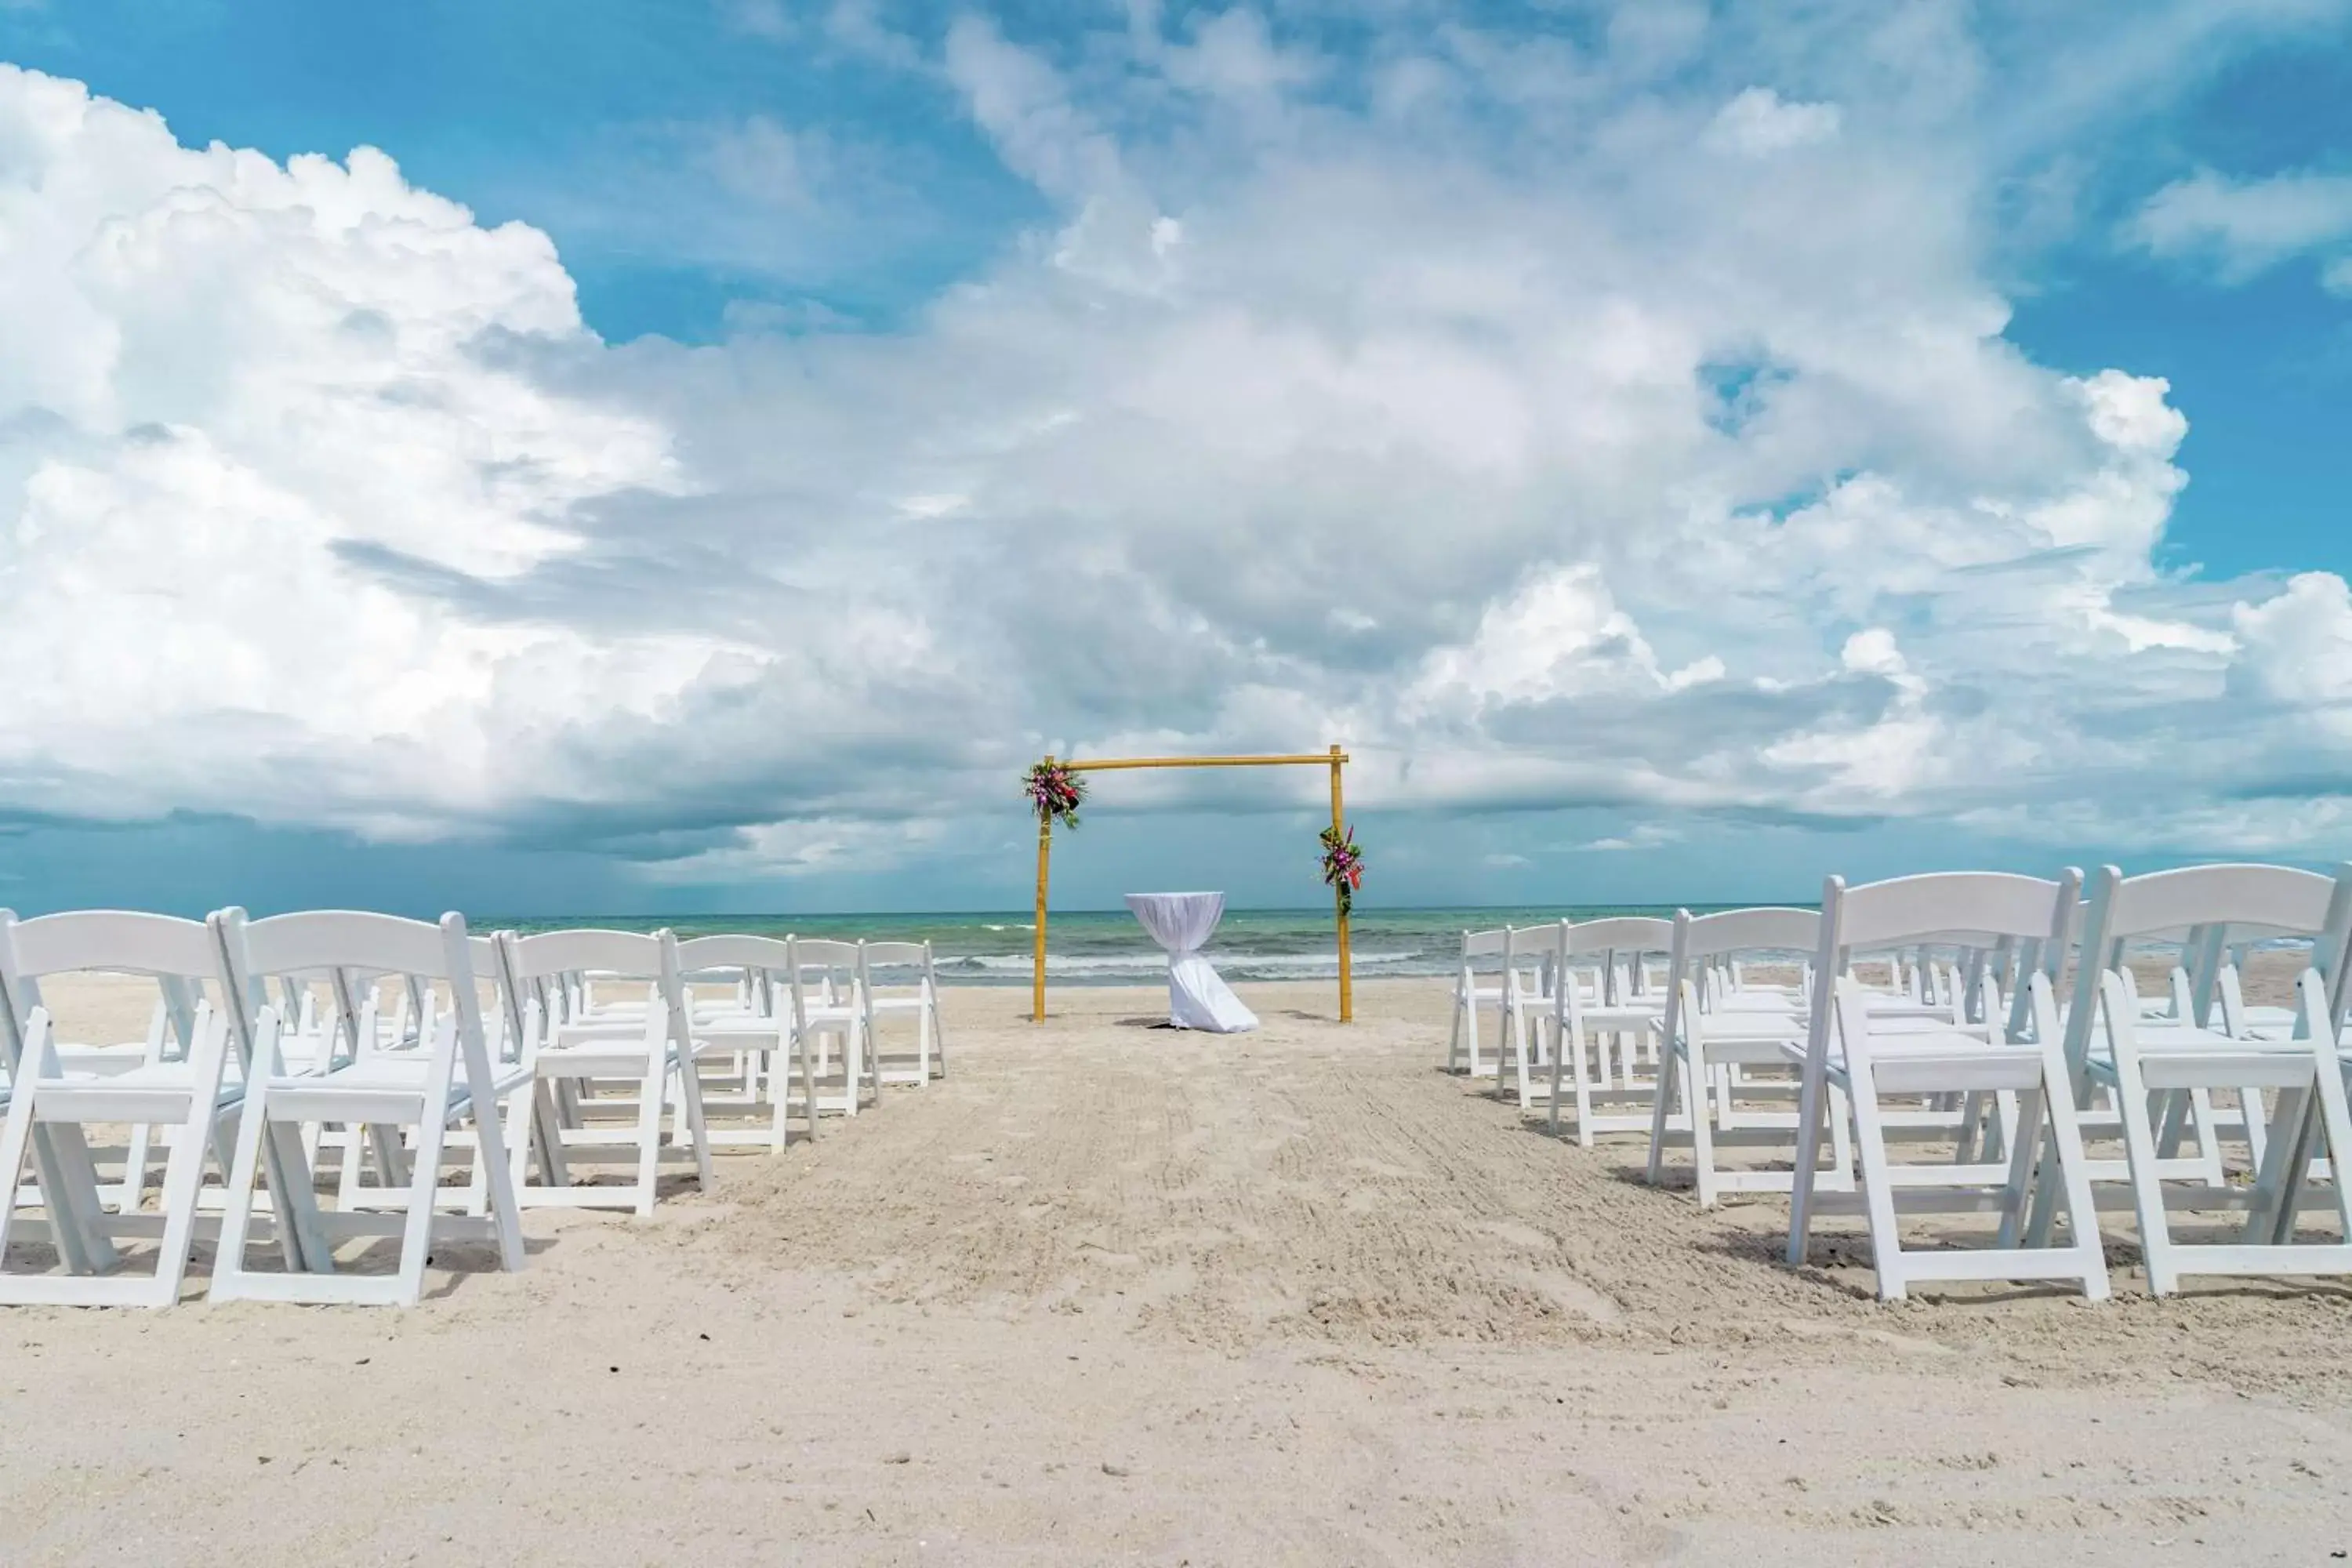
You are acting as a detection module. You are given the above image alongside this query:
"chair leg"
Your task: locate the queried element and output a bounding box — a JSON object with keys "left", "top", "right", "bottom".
{"left": 768, "top": 1047, "right": 791, "bottom": 1155}
{"left": 1446, "top": 980, "right": 1465, "bottom": 1073}
{"left": 1547, "top": 1022, "right": 1566, "bottom": 1138}
{"left": 2185, "top": 1088, "right": 2227, "bottom": 1185}
{"left": 1570, "top": 1020, "right": 1596, "bottom": 1149}
{"left": 1786, "top": 1048, "right": 1830, "bottom": 1268}
{"left": 1687, "top": 1048, "right": 1720, "bottom": 1209}
{"left": 1825, "top": 1081, "right": 1857, "bottom": 1192}
{"left": 677, "top": 1050, "right": 715, "bottom": 1189}
{"left": 116, "top": 1120, "right": 154, "bottom": 1215}
{"left": 507, "top": 1076, "right": 539, "bottom": 1200}
{"left": 209, "top": 1073, "right": 283, "bottom": 1296}
{"left": 799, "top": 1032, "right": 820, "bottom": 1143}
{"left": 148, "top": 1053, "right": 230, "bottom": 1308}
{"left": 1465, "top": 986, "right": 1483, "bottom": 1079}
{"left": 531, "top": 1082, "right": 568, "bottom": 1187}
{"left": 2306, "top": 1040, "right": 2352, "bottom": 1244}
{"left": 2237, "top": 1084, "right": 2270, "bottom": 1171}
{"left": 2031, "top": 1040, "right": 2112, "bottom": 1301}
{"left": 395, "top": 1080, "right": 456, "bottom": 1308}
{"left": 31, "top": 1125, "right": 115, "bottom": 1276}
{"left": 2107, "top": 1043, "right": 2180, "bottom": 1296}
{"left": 0, "top": 1079, "right": 45, "bottom": 1272}
{"left": 630, "top": 1060, "right": 666, "bottom": 1218}
{"left": 1841, "top": 1055, "right": 1908, "bottom": 1301}
{"left": 1645, "top": 1041, "right": 1679, "bottom": 1184}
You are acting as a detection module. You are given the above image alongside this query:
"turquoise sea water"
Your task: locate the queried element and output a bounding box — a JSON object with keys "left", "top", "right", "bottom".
{"left": 491, "top": 906, "right": 1744, "bottom": 986}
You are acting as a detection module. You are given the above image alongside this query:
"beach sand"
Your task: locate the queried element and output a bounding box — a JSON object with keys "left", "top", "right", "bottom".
{"left": 5, "top": 975, "right": 2351, "bottom": 1564}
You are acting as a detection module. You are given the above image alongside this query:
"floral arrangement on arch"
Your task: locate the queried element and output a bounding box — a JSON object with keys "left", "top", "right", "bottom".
{"left": 1319, "top": 824, "right": 1365, "bottom": 916}
{"left": 1024, "top": 760, "right": 1087, "bottom": 829}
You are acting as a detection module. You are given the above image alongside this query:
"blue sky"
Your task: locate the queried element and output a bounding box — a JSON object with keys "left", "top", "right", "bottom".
{"left": 2, "top": 2, "right": 2351, "bottom": 916}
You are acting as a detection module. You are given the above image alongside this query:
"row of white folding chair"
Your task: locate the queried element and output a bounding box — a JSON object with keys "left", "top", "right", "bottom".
{"left": 677, "top": 935, "right": 877, "bottom": 1142}
{"left": 2013, "top": 864, "right": 2352, "bottom": 1294}
{"left": 1447, "top": 926, "right": 1643, "bottom": 1082}
{"left": 2, "top": 913, "right": 950, "bottom": 1306}
{"left": 1778, "top": 863, "right": 2352, "bottom": 1301}
{"left": 0, "top": 911, "right": 435, "bottom": 1254}
{"left": 0, "top": 907, "right": 528, "bottom": 1306}
{"left": 495, "top": 927, "right": 719, "bottom": 1217}
{"left": 0, "top": 909, "right": 431, "bottom": 1259}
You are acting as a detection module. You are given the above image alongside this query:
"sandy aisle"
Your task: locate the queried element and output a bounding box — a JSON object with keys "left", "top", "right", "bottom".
{"left": 5, "top": 977, "right": 2351, "bottom": 1564}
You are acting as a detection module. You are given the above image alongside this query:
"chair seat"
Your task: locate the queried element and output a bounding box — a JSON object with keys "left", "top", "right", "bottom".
{"left": 264, "top": 1054, "right": 532, "bottom": 1116}
{"left": 1784, "top": 1027, "right": 2040, "bottom": 1094}
{"left": 2085, "top": 1024, "right": 2323, "bottom": 1089}
{"left": 531, "top": 1040, "right": 681, "bottom": 1078}
{"left": 1581, "top": 1006, "right": 1661, "bottom": 1031}
{"left": 49, "top": 1044, "right": 152, "bottom": 1076}
{"left": 16, "top": 1062, "right": 242, "bottom": 1123}
{"left": 689, "top": 1011, "right": 784, "bottom": 1036}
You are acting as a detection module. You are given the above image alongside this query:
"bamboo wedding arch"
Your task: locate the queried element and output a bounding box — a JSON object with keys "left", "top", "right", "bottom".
{"left": 1028, "top": 745, "right": 1353, "bottom": 1024}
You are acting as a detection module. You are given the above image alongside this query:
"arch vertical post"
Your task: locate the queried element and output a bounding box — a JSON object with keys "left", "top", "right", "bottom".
{"left": 1330, "top": 742, "right": 1352, "bottom": 1023}
{"left": 1033, "top": 754, "right": 1053, "bottom": 1023}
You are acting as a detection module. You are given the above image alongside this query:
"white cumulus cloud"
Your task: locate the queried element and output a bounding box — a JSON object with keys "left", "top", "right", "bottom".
{"left": 5, "top": 4, "right": 2352, "bottom": 877}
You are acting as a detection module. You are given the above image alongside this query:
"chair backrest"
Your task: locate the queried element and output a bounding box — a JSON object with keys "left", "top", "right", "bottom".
{"left": 495, "top": 927, "right": 684, "bottom": 1051}
{"left": 1679, "top": 907, "right": 1819, "bottom": 960}
{"left": 860, "top": 941, "right": 931, "bottom": 967}
{"left": 2067, "top": 863, "right": 2352, "bottom": 1068}
{"left": 2, "top": 909, "right": 221, "bottom": 985}
{"left": 786, "top": 935, "right": 863, "bottom": 1034}
{"left": 1657, "top": 906, "right": 1818, "bottom": 1054}
{"left": 1563, "top": 917, "right": 1673, "bottom": 958}
{"left": 1824, "top": 873, "right": 2078, "bottom": 959}
{"left": 215, "top": 908, "right": 490, "bottom": 1073}
{"left": 1460, "top": 928, "right": 1509, "bottom": 961}
{"left": 789, "top": 938, "right": 862, "bottom": 975}
{"left": 1806, "top": 871, "right": 2078, "bottom": 1069}
{"left": 671, "top": 933, "right": 793, "bottom": 975}
{"left": 0, "top": 908, "right": 220, "bottom": 1073}
{"left": 497, "top": 927, "right": 666, "bottom": 984}
{"left": 1504, "top": 923, "right": 1564, "bottom": 963}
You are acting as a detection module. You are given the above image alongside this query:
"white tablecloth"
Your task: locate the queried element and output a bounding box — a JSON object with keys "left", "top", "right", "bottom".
{"left": 1123, "top": 891, "right": 1258, "bottom": 1033}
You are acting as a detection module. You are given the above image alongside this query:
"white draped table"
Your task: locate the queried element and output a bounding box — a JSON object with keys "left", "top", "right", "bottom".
{"left": 1123, "top": 891, "right": 1259, "bottom": 1033}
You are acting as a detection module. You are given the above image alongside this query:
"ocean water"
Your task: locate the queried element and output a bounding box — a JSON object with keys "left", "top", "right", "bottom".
{"left": 492, "top": 906, "right": 1727, "bottom": 986}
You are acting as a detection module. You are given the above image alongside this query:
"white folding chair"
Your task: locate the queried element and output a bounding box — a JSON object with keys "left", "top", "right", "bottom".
{"left": 1446, "top": 928, "right": 1511, "bottom": 1077}
{"left": 209, "top": 910, "right": 527, "bottom": 1305}
{"left": 1546, "top": 916, "right": 1674, "bottom": 1145}
{"left": 2038, "top": 863, "right": 2352, "bottom": 1295}
{"left": 0, "top": 910, "right": 242, "bottom": 1305}
{"left": 1501, "top": 921, "right": 1565, "bottom": 1112}
{"left": 789, "top": 937, "right": 877, "bottom": 1116}
{"left": 861, "top": 940, "right": 947, "bottom": 1086}
{"left": 1643, "top": 906, "right": 1850, "bottom": 1206}
{"left": 1785, "top": 870, "right": 2111, "bottom": 1302}
{"left": 495, "top": 928, "right": 715, "bottom": 1213}
{"left": 673, "top": 933, "right": 818, "bottom": 1152}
